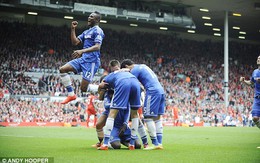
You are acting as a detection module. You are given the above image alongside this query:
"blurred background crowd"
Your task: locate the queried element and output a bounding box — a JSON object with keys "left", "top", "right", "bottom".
{"left": 0, "top": 20, "right": 259, "bottom": 127}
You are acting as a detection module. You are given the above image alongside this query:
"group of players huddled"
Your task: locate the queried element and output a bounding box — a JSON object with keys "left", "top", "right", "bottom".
{"left": 93, "top": 59, "right": 165, "bottom": 150}
{"left": 58, "top": 11, "right": 165, "bottom": 150}
{"left": 57, "top": 11, "right": 260, "bottom": 150}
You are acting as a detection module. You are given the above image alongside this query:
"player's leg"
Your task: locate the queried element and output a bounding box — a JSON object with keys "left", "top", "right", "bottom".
{"left": 59, "top": 62, "right": 77, "bottom": 104}
{"left": 138, "top": 119, "right": 148, "bottom": 148}
{"left": 154, "top": 115, "right": 163, "bottom": 147}
{"left": 98, "top": 109, "right": 119, "bottom": 150}
{"left": 92, "top": 112, "right": 108, "bottom": 148}
{"left": 86, "top": 113, "right": 90, "bottom": 127}
{"left": 99, "top": 80, "right": 132, "bottom": 150}
{"left": 129, "top": 80, "right": 141, "bottom": 150}
{"left": 86, "top": 109, "right": 92, "bottom": 128}
{"left": 154, "top": 94, "right": 165, "bottom": 147}
{"left": 81, "top": 62, "right": 100, "bottom": 96}
{"left": 144, "top": 118, "right": 158, "bottom": 147}
{"left": 143, "top": 93, "right": 159, "bottom": 148}
{"left": 80, "top": 79, "right": 90, "bottom": 97}
{"left": 129, "top": 109, "right": 139, "bottom": 150}
{"left": 87, "top": 108, "right": 97, "bottom": 127}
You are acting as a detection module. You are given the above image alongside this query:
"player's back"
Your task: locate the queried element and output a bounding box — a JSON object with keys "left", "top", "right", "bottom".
{"left": 131, "top": 64, "right": 164, "bottom": 93}
{"left": 104, "top": 71, "right": 137, "bottom": 89}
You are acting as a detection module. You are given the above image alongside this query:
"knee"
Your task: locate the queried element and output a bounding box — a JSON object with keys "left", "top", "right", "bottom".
{"left": 111, "top": 142, "right": 121, "bottom": 149}
{"left": 253, "top": 117, "right": 259, "bottom": 123}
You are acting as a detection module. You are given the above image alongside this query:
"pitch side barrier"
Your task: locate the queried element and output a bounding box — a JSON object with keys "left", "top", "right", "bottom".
{"left": 1, "top": 95, "right": 212, "bottom": 127}
{"left": 0, "top": 122, "right": 88, "bottom": 127}
{"left": 0, "top": 121, "right": 206, "bottom": 127}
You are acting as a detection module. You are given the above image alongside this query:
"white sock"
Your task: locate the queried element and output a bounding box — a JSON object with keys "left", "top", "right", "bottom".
{"left": 138, "top": 120, "right": 148, "bottom": 145}
{"left": 103, "top": 117, "right": 114, "bottom": 145}
{"left": 155, "top": 119, "right": 163, "bottom": 145}
{"left": 60, "top": 73, "right": 74, "bottom": 96}
{"left": 131, "top": 118, "right": 139, "bottom": 139}
{"left": 144, "top": 119, "right": 157, "bottom": 138}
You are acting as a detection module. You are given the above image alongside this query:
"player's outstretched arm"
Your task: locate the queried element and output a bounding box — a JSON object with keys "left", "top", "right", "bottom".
{"left": 240, "top": 77, "right": 253, "bottom": 86}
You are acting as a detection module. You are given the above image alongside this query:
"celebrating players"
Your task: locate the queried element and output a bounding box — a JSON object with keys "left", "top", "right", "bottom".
{"left": 121, "top": 59, "right": 165, "bottom": 150}
{"left": 59, "top": 11, "right": 105, "bottom": 104}
{"left": 240, "top": 55, "right": 260, "bottom": 129}
{"left": 97, "top": 60, "right": 141, "bottom": 150}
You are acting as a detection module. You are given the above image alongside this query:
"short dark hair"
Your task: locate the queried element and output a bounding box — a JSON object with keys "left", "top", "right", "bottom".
{"left": 94, "top": 11, "right": 101, "bottom": 22}
{"left": 109, "top": 60, "right": 120, "bottom": 68}
{"left": 99, "top": 75, "right": 107, "bottom": 83}
{"left": 121, "top": 59, "right": 134, "bottom": 68}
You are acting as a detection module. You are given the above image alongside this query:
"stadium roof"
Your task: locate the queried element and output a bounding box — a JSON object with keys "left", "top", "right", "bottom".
{"left": 140, "top": 0, "right": 260, "bottom": 42}
{"left": 0, "top": 0, "right": 259, "bottom": 42}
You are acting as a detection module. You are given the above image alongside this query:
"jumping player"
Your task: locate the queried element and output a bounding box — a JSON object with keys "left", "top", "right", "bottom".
{"left": 60, "top": 11, "right": 105, "bottom": 104}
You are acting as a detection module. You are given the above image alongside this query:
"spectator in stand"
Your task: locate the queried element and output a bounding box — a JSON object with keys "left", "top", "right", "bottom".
{"left": 0, "top": 88, "right": 4, "bottom": 101}
{"left": 1, "top": 20, "right": 260, "bottom": 126}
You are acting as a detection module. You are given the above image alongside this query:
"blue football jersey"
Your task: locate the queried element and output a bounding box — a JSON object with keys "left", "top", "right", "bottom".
{"left": 251, "top": 69, "right": 260, "bottom": 97}
{"left": 104, "top": 71, "right": 136, "bottom": 89}
{"left": 77, "top": 25, "right": 104, "bottom": 62}
{"left": 104, "top": 70, "right": 141, "bottom": 109}
{"left": 131, "top": 64, "right": 164, "bottom": 93}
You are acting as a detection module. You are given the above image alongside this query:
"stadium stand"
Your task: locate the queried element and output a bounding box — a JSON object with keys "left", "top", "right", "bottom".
{"left": 0, "top": 20, "right": 259, "bottom": 127}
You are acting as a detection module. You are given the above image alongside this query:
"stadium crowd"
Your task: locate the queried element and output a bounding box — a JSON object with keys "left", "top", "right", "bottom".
{"left": 0, "top": 20, "right": 259, "bottom": 126}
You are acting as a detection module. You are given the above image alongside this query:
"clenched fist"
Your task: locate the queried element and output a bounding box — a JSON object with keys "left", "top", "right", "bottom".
{"left": 71, "top": 21, "right": 78, "bottom": 29}
{"left": 240, "top": 77, "right": 245, "bottom": 82}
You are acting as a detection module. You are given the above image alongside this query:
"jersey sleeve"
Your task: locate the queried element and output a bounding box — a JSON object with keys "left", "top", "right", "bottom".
{"left": 94, "top": 29, "right": 104, "bottom": 44}
{"left": 77, "top": 32, "right": 85, "bottom": 43}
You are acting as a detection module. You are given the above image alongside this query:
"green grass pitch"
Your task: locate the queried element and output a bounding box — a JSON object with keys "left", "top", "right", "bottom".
{"left": 0, "top": 127, "right": 259, "bottom": 163}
